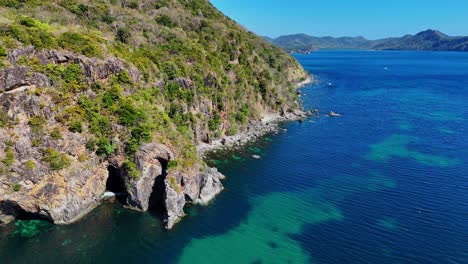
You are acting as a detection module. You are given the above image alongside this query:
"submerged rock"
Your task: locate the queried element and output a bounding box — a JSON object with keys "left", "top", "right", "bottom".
{"left": 0, "top": 213, "right": 14, "bottom": 226}
{"left": 329, "top": 111, "right": 342, "bottom": 117}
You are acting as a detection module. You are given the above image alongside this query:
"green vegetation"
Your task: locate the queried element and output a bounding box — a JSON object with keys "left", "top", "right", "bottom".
{"left": 95, "top": 137, "right": 114, "bottom": 157}
{"left": 13, "top": 183, "right": 21, "bottom": 192}
{"left": 68, "top": 120, "right": 83, "bottom": 133}
{"left": 116, "top": 27, "right": 131, "bottom": 44}
{"left": 0, "top": 0, "right": 306, "bottom": 172}
{"left": 28, "top": 115, "right": 46, "bottom": 134}
{"left": 50, "top": 127, "right": 62, "bottom": 140}
{"left": 168, "top": 160, "right": 178, "bottom": 170}
{"left": 25, "top": 160, "right": 36, "bottom": 170}
{"left": 0, "top": 46, "right": 6, "bottom": 57}
{"left": 42, "top": 148, "right": 71, "bottom": 171}
{"left": 0, "top": 109, "right": 9, "bottom": 128}
{"left": 58, "top": 32, "right": 102, "bottom": 57}
{"left": 2, "top": 146, "right": 15, "bottom": 167}
{"left": 156, "top": 15, "right": 176, "bottom": 28}
{"left": 167, "top": 175, "right": 182, "bottom": 193}
{"left": 124, "top": 159, "right": 140, "bottom": 180}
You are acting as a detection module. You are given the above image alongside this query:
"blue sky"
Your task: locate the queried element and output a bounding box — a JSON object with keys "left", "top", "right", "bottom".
{"left": 210, "top": 0, "right": 468, "bottom": 39}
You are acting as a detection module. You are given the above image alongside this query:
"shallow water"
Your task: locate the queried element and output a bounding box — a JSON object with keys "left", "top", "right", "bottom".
{"left": 1, "top": 51, "right": 468, "bottom": 263}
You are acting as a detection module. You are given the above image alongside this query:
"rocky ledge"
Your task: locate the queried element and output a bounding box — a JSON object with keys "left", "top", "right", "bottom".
{"left": 197, "top": 108, "right": 314, "bottom": 156}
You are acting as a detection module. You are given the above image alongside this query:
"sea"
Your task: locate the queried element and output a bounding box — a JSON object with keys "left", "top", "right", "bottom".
{"left": 1, "top": 50, "right": 467, "bottom": 264}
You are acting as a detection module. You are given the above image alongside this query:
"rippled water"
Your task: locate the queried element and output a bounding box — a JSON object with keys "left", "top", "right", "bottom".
{"left": 1, "top": 51, "right": 468, "bottom": 263}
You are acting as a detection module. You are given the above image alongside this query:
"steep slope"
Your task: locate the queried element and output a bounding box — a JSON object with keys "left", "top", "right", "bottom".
{"left": 268, "top": 30, "right": 468, "bottom": 52}
{"left": 0, "top": 0, "right": 309, "bottom": 228}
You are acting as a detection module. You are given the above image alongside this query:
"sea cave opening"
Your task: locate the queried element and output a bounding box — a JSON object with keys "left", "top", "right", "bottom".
{"left": 0, "top": 201, "right": 51, "bottom": 222}
{"left": 147, "top": 158, "right": 169, "bottom": 218}
{"left": 105, "top": 165, "right": 127, "bottom": 204}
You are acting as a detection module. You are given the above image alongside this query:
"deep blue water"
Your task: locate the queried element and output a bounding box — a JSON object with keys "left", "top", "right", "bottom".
{"left": 1, "top": 51, "right": 468, "bottom": 263}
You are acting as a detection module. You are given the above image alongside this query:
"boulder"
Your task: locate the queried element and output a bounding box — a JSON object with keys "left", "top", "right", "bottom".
{"left": 197, "top": 167, "right": 224, "bottom": 205}
{"left": 0, "top": 213, "right": 14, "bottom": 226}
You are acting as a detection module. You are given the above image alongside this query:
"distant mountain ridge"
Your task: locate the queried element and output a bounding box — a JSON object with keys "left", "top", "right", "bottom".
{"left": 266, "top": 30, "right": 468, "bottom": 52}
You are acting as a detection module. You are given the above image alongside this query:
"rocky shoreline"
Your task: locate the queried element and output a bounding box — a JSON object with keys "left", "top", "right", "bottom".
{"left": 0, "top": 55, "right": 313, "bottom": 229}
{"left": 198, "top": 76, "right": 315, "bottom": 156}
{"left": 197, "top": 110, "right": 313, "bottom": 156}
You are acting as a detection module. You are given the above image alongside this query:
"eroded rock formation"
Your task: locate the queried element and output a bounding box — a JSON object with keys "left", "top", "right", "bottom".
{"left": 0, "top": 48, "right": 225, "bottom": 229}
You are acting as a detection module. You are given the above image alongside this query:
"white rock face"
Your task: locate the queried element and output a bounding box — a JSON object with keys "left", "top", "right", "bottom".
{"left": 164, "top": 178, "right": 186, "bottom": 229}
{"left": 197, "top": 168, "right": 224, "bottom": 205}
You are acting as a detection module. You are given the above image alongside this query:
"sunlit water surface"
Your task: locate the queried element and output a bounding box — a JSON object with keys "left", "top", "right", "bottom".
{"left": 1, "top": 51, "right": 468, "bottom": 264}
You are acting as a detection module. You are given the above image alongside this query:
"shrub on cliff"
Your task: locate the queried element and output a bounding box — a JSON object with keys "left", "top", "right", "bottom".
{"left": 0, "top": 46, "right": 6, "bottom": 57}
{"left": 2, "top": 146, "right": 15, "bottom": 167}
{"left": 68, "top": 120, "right": 83, "bottom": 133}
{"left": 28, "top": 116, "right": 46, "bottom": 134}
{"left": 42, "top": 148, "right": 71, "bottom": 171}
{"left": 0, "top": 109, "right": 9, "bottom": 128}
{"left": 58, "top": 32, "right": 102, "bottom": 57}
{"left": 95, "top": 137, "right": 114, "bottom": 157}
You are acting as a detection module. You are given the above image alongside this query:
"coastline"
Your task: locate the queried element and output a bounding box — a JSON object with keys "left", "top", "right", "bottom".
{"left": 197, "top": 75, "right": 315, "bottom": 156}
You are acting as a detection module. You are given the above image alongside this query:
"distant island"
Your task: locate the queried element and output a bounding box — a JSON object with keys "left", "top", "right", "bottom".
{"left": 265, "top": 30, "right": 468, "bottom": 53}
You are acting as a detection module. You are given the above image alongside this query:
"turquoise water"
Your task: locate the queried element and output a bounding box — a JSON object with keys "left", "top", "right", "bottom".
{"left": 1, "top": 51, "right": 468, "bottom": 263}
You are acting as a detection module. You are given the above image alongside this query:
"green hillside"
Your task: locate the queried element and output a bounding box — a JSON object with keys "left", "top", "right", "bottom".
{"left": 0, "top": 0, "right": 307, "bottom": 172}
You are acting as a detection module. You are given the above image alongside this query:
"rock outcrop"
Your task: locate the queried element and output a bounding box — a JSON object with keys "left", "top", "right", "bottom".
{"left": 0, "top": 210, "right": 14, "bottom": 226}
{"left": 0, "top": 157, "right": 108, "bottom": 224}
{"left": 122, "top": 143, "right": 225, "bottom": 229}
{"left": 0, "top": 67, "right": 49, "bottom": 93}
{"left": 163, "top": 176, "right": 186, "bottom": 229}
{"left": 125, "top": 143, "right": 174, "bottom": 211}
{"left": 3, "top": 47, "right": 139, "bottom": 88}
{"left": 197, "top": 168, "right": 224, "bottom": 205}
{"left": 0, "top": 75, "right": 110, "bottom": 224}
{"left": 162, "top": 166, "right": 224, "bottom": 229}
{"left": 0, "top": 47, "right": 227, "bottom": 229}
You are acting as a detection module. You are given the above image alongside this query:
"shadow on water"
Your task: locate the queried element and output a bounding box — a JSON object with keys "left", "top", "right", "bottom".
{"left": 176, "top": 171, "right": 396, "bottom": 264}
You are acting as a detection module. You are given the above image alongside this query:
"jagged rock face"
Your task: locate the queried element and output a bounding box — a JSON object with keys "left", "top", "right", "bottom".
{"left": 0, "top": 82, "right": 110, "bottom": 224}
{"left": 125, "top": 143, "right": 225, "bottom": 229}
{"left": 197, "top": 168, "right": 224, "bottom": 205}
{"left": 163, "top": 177, "right": 186, "bottom": 229}
{"left": 0, "top": 47, "right": 227, "bottom": 229}
{"left": 2, "top": 46, "right": 139, "bottom": 90}
{"left": 0, "top": 67, "right": 49, "bottom": 93}
{"left": 159, "top": 166, "right": 224, "bottom": 229}
{"left": 126, "top": 143, "right": 174, "bottom": 211}
{"left": 0, "top": 157, "right": 108, "bottom": 224}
